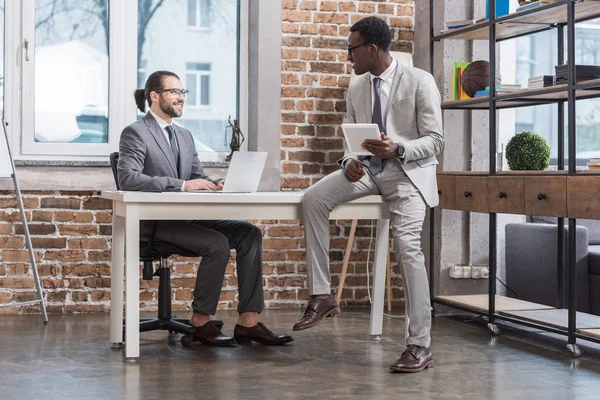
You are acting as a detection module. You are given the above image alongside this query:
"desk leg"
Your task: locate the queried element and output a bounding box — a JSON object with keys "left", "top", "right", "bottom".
{"left": 125, "top": 206, "right": 140, "bottom": 360}
{"left": 110, "top": 213, "right": 125, "bottom": 346}
{"left": 369, "top": 219, "right": 389, "bottom": 339}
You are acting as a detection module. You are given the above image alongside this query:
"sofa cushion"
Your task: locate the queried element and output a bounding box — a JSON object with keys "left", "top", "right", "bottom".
{"left": 530, "top": 216, "right": 600, "bottom": 245}
{"left": 589, "top": 245, "right": 600, "bottom": 275}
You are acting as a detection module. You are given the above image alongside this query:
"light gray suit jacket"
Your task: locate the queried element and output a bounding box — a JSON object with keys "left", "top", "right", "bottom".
{"left": 344, "top": 64, "right": 444, "bottom": 207}
{"left": 117, "top": 112, "right": 217, "bottom": 237}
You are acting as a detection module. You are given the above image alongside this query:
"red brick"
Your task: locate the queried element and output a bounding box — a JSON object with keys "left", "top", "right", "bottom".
{"left": 339, "top": 2, "right": 356, "bottom": 12}
{"left": 84, "top": 277, "right": 111, "bottom": 288}
{"left": 282, "top": 138, "right": 305, "bottom": 148}
{"left": 40, "top": 197, "right": 80, "bottom": 209}
{"left": 47, "top": 291, "right": 68, "bottom": 302}
{"left": 0, "top": 292, "right": 11, "bottom": 303}
{"left": 296, "top": 100, "right": 314, "bottom": 111}
{"left": 54, "top": 211, "right": 94, "bottom": 223}
{"left": 281, "top": 124, "right": 296, "bottom": 135}
{"left": 67, "top": 238, "right": 108, "bottom": 249}
{"left": 299, "top": 49, "right": 317, "bottom": 60}
{"left": 283, "top": 60, "right": 306, "bottom": 72}
{"left": 308, "top": 113, "right": 344, "bottom": 125}
{"left": 281, "top": 112, "right": 306, "bottom": 123}
{"left": 32, "top": 211, "right": 53, "bottom": 222}
{"left": 0, "top": 277, "right": 34, "bottom": 289}
{"left": 280, "top": 178, "right": 311, "bottom": 189}
{"left": 0, "top": 237, "right": 24, "bottom": 248}
{"left": 319, "top": 1, "right": 337, "bottom": 11}
{"left": 282, "top": 74, "right": 300, "bottom": 86}
{"left": 390, "top": 17, "right": 413, "bottom": 28}
{"left": 288, "top": 151, "right": 326, "bottom": 162}
{"left": 300, "top": 24, "right": 318, "bottom": 35}
{"left": 282, "top": 22, "right": 300, "bottom": 34}
{"left": 281, "top": 86, "right": 306, "bottom": 98}
{"left": 299, "top": 0, "right": 317, "bottom": 10}
{"left": 282, "top": 11, "right": 311, "bottom": 22}
{"left": 319, "top": 50, "right": 338, "bottom": 61}
{"left": 82, "top": 197, "right": 112, "bottom": 210}
{"left": 64, "top": 304, "right": 105, "bottom": 313}
{"left": 307, "top": 88, "right": 346, "bottom": 99}
{"left": 0, "top": 223, "right": 12, "bottom": 234}
{"left": 8, "top": 264, "right": 29, "bottom": 275}
{"left": 317, "top": 126, "right": 336, "bottom": 137}
{"left": 378, "top": 4, "right": 395, "bottom": 14}
{"left": 282, "top": 163, "right": 301, "bottom": 174}
{"left": 310, "top": 62, "right": 345, "bottom": 74}
{"left": 63, "top": 264, "right": 111, "bottom": 276}
{"left": 398, "top": 5, "right": 414, "bottom": 16}
{"left": 358, "top": 3, "right": 376, "bottom": 13}
{"left": 44, "top": 250, "right": 86, "bottom": 262}
{"left": 282, "top": 48, "right": 299, "bottom": 59}
{"left": 90, "top": 290, "right": 110, "bottom": 302}
{"left": 88, "top": 250, "right": 111, "bottom": 262}
{"left": 267, "top": 226, "right": 304, "bottom": 237}
{"left": 302, "top": 163, "right": 321, "bottom": 175}
{"left": 58, "top": 224, "right": 98, "bottom": 236}
{"left": 282, "top": 0, "right": 296, "bottom": 10}
{"left": 311, "top": 38, "right": 346, "bottom": 50}
{"left": 319, "top": 76, "right": 338, "bottom": 86}
{"left": 297, "top": 126, "right": 315, "bottom": 136}
{"left": 314, "top": 13, "right": 348, "bottom": 24}
{"left": 14, "top": 223, "right": 56, "bottom": 235}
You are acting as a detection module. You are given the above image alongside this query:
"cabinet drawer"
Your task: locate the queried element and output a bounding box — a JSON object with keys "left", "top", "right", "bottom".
{"left": 454, "top": 176, "right": 488, "bottom": 213}
{"left": 436, "top": 175, "right": 455, "bottom": 209}
{"left": 568, "top": 176, "right": 600, "bottom": 219}
{"left": 488, "top": 177, "right": 524, "bottom": 214}
{"left": 525, "top": 176, "right": 567, "bottom": 217}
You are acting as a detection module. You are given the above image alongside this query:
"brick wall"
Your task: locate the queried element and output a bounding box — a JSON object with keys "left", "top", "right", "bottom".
{"left": 0, "top": 0, "right": 414, "bottom": 314}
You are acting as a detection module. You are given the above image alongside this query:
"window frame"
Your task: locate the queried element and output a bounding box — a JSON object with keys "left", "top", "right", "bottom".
{"left": 185, "top": 62, "right": 211, "bottom": 110}
{"left": 187, "top": 0, "right": 211, "bottom": 31}
{"left": 4, "top": 0, "right": 247, "bottom": 163}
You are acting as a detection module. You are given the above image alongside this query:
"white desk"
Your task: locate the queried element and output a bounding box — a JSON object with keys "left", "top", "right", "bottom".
{"left": 101, "top": 191, "right": 390, "bottom": 360}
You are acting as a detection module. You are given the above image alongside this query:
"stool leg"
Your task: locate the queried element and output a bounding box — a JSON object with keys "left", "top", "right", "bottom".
{"left": 336, "top": 219, "right": 357, "bottom": 304}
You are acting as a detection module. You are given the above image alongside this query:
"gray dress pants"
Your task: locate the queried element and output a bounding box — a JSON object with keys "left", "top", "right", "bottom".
{"left": 302, "top": 159, "right": 431, "bottom": 348}
{"left": 153, "top": 219, "right": 264, "bottom": 315}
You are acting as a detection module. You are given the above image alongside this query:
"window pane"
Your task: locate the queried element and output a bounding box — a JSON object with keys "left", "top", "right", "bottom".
{"left": 200, "top": 0, "right": 211, "bottom": 28}
{"left": 201, "top": 75, "right": 210, "bottom": 105}
{"left": 187, "top": 73, "right": 197, "bottom": 106}
{"left": 138, "top": 0, "right": 238, "bottom": 152}
{"left": 187, "top": 0, "right": 196, "bottom": 27}
{"left": 34, "top": 0, "right": 109, "bottom": 143}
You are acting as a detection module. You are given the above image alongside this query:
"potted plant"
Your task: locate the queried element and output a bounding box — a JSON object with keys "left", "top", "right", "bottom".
{"left": 505, "top": 131, "right": 551, "bottom": 170}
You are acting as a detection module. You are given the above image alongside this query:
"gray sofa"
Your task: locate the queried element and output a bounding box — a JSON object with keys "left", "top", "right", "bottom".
{"left": 505, "top": 216, "right": 600, "bottom": 315}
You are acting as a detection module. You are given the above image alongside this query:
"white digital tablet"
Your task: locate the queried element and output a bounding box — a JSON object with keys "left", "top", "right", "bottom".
{"left": 341, "top": 123, "right": 382, "bottom": 156}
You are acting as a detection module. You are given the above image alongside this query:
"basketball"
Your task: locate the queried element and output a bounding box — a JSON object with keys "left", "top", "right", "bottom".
{"left": 461, "top": 60, "right": 502, "bottom": 98}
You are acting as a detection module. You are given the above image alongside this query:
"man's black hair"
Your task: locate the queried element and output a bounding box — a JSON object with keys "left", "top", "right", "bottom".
{"left": 350, "top": 16, "right": 392, "bottom": 52}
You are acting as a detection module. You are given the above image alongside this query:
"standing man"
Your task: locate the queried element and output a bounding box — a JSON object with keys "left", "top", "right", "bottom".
{"left": 118, "top": 70, "right": 293, "bottom": 347}
{"left": 293, "top": 17, "right": 443, "bottom": 373}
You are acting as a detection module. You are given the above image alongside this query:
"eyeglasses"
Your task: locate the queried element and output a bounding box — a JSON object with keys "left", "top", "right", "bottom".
{"left": 346, "top": 42, "right": 370, "bottom": 55}
{"left": 154, "top": 88, "right": 190, "bottom": 97}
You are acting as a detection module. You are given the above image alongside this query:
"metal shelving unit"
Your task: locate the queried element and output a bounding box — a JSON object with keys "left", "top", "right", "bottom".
{"left": 428, "top": 0, "right": 600, "bottom": 356}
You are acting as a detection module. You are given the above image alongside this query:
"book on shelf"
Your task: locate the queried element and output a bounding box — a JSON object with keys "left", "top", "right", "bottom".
{"left": 445, "top": 17, "right": 485, "bottom": 30}
{"left": 451, "top": 62, "right": 470, "bottom": 100}
{"left": 527, "top": 75, "right": 554, "bottom": 89}
{"left": 516, "top": 1, "right": 541, "bottom": 12}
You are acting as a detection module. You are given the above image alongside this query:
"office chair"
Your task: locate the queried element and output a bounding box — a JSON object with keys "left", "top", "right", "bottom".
{"left": 109, "top": 152, "right": 222, "bottom": 347}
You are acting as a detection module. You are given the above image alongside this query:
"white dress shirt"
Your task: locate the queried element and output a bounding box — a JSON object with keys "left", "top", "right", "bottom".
{"left": 149, "top": 109, "right": 174, "bottom": 146}
{"left": 370, "top": 58, "right": 398, "bottom": 130}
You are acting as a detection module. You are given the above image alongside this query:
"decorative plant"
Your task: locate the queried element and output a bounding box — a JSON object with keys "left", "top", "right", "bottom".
{"left": 505, "top": 131, "right": 551, "bottom": 170}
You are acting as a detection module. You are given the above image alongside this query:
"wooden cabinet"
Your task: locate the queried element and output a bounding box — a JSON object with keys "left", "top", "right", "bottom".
{"left": 454, "top": 176, "right": 488, "bottom": 213}
{"left": 567, "top": 176, "right": 600, "bottom": 219}
{"left": 487, "top": 177, "right": 524, "bottom": 214}
{"left": 525, "top": 176, "right": 567, "bottom": 217}
{"left": 436, "top": 175, "right": 455, "bottom": 209}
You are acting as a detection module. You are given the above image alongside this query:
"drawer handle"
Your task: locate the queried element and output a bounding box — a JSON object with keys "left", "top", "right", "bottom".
{"left": 538, "top": 193, "right": 547, "bottom": 201}
{"left": 464, "top": 191, "right": 472, "bottom": 198}
{"left": 498, "top": 191, "right": 506, "bottom": 199}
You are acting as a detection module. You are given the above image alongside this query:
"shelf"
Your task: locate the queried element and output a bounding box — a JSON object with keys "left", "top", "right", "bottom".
{"left": 442, "top": 78, "right": 600, "bottom": 110}
{"left": 438, "top": 170, "right": 568, "bottom": 175}
{"left": 435, "top": 294, "right": 554, "bottom": 313}
{"left": 435, "top": 0, "right": 600, "bottom": 42}
{"left": 577, "top": 328, "right": 600, "bottom": 339}
{"left": 500, "top": 308, "right": 600, "bottom": 330}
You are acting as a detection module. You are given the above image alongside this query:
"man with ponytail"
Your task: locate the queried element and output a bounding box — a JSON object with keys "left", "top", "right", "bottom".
{"left": 117, "top": 70, "right": 293, "bottom": 347}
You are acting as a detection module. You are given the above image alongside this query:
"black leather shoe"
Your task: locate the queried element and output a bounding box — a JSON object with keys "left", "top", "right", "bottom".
{"left": 234, "top": 322, "right": 294, "bottom": 345}
{"left": 192, "top": 321, "right": 236, "bottom": 347}
{"left": 389, "top": 345, "right": 433, "bottom": 373}
{"left": 293, "top": 295, "right": 340, "bottom": 331}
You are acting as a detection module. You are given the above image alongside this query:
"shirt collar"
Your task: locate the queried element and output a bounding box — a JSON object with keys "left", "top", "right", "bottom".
{"left": 370, "top": 58, "right": 398, "bottom": 83}
{"left": 149, "top": 109, "right": 171, "bottom": 130}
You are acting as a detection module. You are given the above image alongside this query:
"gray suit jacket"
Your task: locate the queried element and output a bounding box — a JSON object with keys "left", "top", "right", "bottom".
{"left": 344, "top": 64, "right": 444, "bottom": 207}
{"left": 117, "top": 112, "right": 217, "bottom": 238}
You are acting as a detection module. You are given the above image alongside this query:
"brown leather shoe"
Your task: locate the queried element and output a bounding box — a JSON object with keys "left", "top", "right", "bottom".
{"left": 192, "top": 321, "right": 236, "bottom": 347}
{"left": 234, "top": 322, "right": 294, "bottom": 345}
{"left": 389, "top": 345, "right": 433, "bottom": 373}
{"left": 292, "top": 295, "right": 340, "bottom": 331}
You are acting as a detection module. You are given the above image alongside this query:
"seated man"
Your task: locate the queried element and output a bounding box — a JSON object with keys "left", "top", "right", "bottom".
{"left": 117, "top": 70, "right": 293, "bottom": 347}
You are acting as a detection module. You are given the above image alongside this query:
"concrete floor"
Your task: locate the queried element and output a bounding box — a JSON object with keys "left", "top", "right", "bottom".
{"left": 2, "top": 309, "right": 600, "bottom": 400}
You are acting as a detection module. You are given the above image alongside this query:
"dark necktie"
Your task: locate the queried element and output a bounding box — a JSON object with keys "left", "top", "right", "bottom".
{"left": 369, "top": 77, "right": 384, "bottom": 175}
{"left": 165, "top": 125, "right": 179, "bottom": 174}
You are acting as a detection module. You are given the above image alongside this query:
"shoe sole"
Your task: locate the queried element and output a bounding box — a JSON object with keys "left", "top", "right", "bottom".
{"left": 193, "top": 337, "right": 237, "bottom": 347}
{"left": 234, "top": 337, "right": 294, "bottom": 346}
{"left": 389, "top": 361, "right": 433, "bottom": 373}
{"left": 293, "top": 306, "right": 341, "bottom": 331}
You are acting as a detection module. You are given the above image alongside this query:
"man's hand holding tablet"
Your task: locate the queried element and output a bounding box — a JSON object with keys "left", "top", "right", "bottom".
{"left": 362, "top": 132, "right": 399, "bottom": 159}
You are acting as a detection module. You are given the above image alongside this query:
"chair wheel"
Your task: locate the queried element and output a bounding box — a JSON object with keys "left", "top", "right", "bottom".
{"left": 181, "top": 334, "right": 193, "bottom": 347}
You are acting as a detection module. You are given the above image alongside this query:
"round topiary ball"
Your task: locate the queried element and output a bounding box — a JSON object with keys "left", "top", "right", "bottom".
{"left": 505, "top": 131, "right": 551, "bottom": 171}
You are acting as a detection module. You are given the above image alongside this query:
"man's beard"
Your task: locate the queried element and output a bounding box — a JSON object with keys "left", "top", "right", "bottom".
{"left": 159, "top": 97, "right": 183, "bottom": 118}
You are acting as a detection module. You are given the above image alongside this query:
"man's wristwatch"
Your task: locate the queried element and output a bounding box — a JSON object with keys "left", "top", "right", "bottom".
{"left": 396, "top": 143, "right": 406, "bottom": 161}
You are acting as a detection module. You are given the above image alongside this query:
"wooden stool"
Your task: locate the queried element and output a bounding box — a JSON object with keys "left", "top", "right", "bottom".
{"left": 335, "top": 219, "right": 393, "bottom": 312}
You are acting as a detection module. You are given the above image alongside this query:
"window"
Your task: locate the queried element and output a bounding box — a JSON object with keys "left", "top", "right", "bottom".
{"left": 21, "top": 0, "right": 110, "bottom": 156}
{"left": 138, "top": 0, "right": 241, "bottom": 157}
{"left": 4, "top": 0, "right": 245, "bottom": 162}
{"left": 186, "top": 62, "right": 211, "bottom": 107}
{"left": 512, "top": 19, "right": 600, "bottom": 165}
{"left": 188, "top": 0, "right": 211, "bottom": 29}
